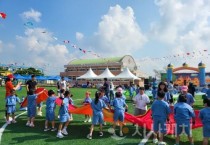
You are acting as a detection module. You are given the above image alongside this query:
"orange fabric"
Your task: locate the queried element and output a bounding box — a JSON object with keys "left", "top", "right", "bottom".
{"left": 5, "top": 81, "right": 14, "bottom": 97}
{"left": 21, "top": 88, "right": 48, "bottom": 107}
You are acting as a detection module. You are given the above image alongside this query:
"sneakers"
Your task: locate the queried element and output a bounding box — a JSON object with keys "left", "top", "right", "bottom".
{"left": 29, "top": 123, "right": 35, "bottom": 127}
{"left": 51, "top": 128, "right": 57, "bottom": 131}
{"left": 61, "top": 129, "right": 68, "bottom": 135}
{"left": 44, "top": 128, "right": 51, "bottom": 131}
{"left": 37, "top": 112, "right": 42, "bottom": 116}
{"left": 11, "top": 120, "right": 17, "bottom": 123}
{"left": 87, "top": 134, "right": 92, "bottom": 140}
{"left": 99, "top": 132, "right": 103, "bottom": 137}
{"left": 158, "top": 142, "right": 166, "bottom": 145}
{"left": 103, "top": 122, "right": 107, "bottom": 125}
{"left": 88, "top": 118, "right": 92, "bottom": 123}
{"left": 153, "top": 138, "right": 159, "bottom": 144}
{"left": 26, "top": 122, "right": 30, "bottom": 126}
{"left": 57, "top": 132, "right": 64, "bottom": 138}
{"left": 84, "top": 118, "right": 88, "bottom": 123}
{"left": 120, "top": 131, "right": 123, "bottom": 137}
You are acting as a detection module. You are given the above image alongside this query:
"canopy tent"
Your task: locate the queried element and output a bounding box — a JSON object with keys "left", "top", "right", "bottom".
{"left": 96, "top": 67, "right": 115, "bottom": 79}
{"left": 76, "top": 68, "right": 98, "bottom": 80}
{"left": 114, "top": 67, "right": 141, "bottom": 80}
{"left": 13, "top": 74, "right": 26, "bottom": 80}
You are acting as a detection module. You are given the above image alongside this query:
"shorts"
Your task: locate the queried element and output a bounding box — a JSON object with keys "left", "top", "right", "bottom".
{"left": 28, "top": 107, "right": 36, "bottom": 117}
{"left": 46, "top": 110, "right": 55, "bottom": 121}
{"left": 37, "top": 102, "right": 43, "bottom": 108}
{"left": 203, "top": 124, "right": 210, "bottom": 137}
{"left": 59, "top": 114, "right": 70, "bottom": 123}
{"left": 92, "top": 113, "right": 104, "bottom": 125}
{"left": 134, "top": 108, "right": 146, "bottom": 116}
{"left": 7, "top": 106, "right": 16, "bottom": 114}
{"left": 175, "top": 121, "right": 191, "bottom": 136}
{"left": 114, "top": 110, "right": 124, "bottom": 122}
{"left": 153, "top": 118, "right": 167, "bottom": 134}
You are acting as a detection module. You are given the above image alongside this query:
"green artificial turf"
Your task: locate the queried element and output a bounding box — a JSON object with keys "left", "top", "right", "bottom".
{"left": 0, "top": 86, "right": 205, "bottom": 145}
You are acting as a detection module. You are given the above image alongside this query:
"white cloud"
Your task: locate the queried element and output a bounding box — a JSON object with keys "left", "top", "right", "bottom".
{"left": 21, "top": 9, "right": 42, "bottom": 22}
{"left": 81, "top": 5, "right": 147, "bottom": 56}
{"left": 76, "top": 32, "right": 84, "bottom": 41}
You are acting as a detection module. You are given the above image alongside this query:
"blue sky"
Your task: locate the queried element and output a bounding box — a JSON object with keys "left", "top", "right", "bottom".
{"left": 0, "top": 0, "right": 210, "bottom": 75}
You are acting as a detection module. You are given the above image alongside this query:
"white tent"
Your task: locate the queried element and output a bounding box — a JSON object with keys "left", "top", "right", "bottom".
{"left": 114, "top": 67, "right": 141, "bottom": 80}
{"left": 76, "top": 68, "right": 98, "bottom": 79}
{"left": 96, "top": 67, "right": 115, "bottom": 79}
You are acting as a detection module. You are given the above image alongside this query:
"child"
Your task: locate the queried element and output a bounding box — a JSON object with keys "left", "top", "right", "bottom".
{"left": 151, "top": 91, "right": 170, "bottom": 145}
{"left": 174, "top": 94, "right": 195, "bottom": 145}
{"left": 206, "top": 84, "right": 210, "bottom": 100}
{"left": 66, "top": 91, "right": 74, "bottom": 121}
{"left": 152, "top": 86, "right": 157, "bottom": 101}
{"left": 6, "top": 89, "right": 20, "bottom": 124}
{"left": 83, "top": 91, "right": 92, "bottom": 122}
{"left": 111, "top": 92, "right": 128, "bottom": 137}
{"left": 87, "top": 91, "right": 109, "bottom": 139}
{"left": 199, "top": 99, "right": 210, "bottom": 145}
{"left": 26, "top": 89, "right": 45, "bottom": 127}
{"left": 57, "top": 91, "right": 70, "bottom": 138}
{"left": 44, "top": 90, "right": 57, "bottom": 131}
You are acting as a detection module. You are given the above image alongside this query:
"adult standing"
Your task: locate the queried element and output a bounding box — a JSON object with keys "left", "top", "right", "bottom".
{"left": 188, "top": 82, "right": 196, "bottom": 97}
{"left": 103, "top": 78, "right": 110, "bottom": 102}
{"left": 5, "top": 74, "right": 22, "bottom": 117}
{"left": 59, "top": 76, "right": 67, "bottom": 91}
{"left": 109, "top": 81, "right": 115, "bottom": 101}
{"left": 133, "top": 87, "right": 150, "bottom": 116}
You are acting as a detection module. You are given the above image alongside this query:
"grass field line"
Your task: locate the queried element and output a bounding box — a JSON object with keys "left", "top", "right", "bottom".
{"left": 138, "top": 131, "right": 153, "bottom": 145}
{"left": 0, "top": 111, "right": 27, "bottom": 144}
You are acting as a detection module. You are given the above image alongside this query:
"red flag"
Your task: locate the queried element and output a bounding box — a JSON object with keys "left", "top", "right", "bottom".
{"left": 0, "top": 12, "right": 6, "bottom": 19}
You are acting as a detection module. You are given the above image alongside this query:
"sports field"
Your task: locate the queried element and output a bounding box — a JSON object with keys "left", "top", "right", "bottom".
{"left": 0, "top": 86, "right": 205, "bottom": 145}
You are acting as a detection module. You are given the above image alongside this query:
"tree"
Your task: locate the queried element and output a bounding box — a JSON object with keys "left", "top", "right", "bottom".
{"left": 14, "top": 67, "right": 44, "bottom": 76}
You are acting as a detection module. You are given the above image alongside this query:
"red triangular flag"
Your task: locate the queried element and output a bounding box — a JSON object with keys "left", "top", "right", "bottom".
{"left": 0, "top": 12, "right": 7, "bottom": 19}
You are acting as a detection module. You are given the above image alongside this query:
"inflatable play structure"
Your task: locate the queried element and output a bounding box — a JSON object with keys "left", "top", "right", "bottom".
{"left": 166, "top": 62, "right": 206, "bottom": 87}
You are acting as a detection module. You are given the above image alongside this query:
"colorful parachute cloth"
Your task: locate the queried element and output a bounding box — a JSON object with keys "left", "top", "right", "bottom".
{"left": 21, "top": 88, "right": 48, "bottom": 107}
{"left": 56, "top": 99, "right": 203, "bottom": 135}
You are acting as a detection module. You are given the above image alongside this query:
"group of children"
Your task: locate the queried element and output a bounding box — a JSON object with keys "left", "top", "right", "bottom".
{"left": 5, "top": 83, "right": 210, "bottom": 145}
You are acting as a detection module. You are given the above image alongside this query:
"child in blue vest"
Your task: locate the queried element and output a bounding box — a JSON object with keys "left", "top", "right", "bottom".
{"left": 26, "top": 89, "right": 45, "bottom": 127}
{"left": 174, "top": 94, "right": 195, "bottom": 145}
{"left": 151, "top": 91, "right": 170, "bottom": 145}
{"left": 6, "top": 89, "right": 20, "bottom": 124}
{"left": 199, "top": 99, "right": 210, "bottom": 145}
{"left": 83, "top": 91, "right": 92, "bottom": 122}
{"left": 44, "top": 90, "right": 57, "bottom": 131}
{"left": 67, "top": 91, "right": 74, "bottom": 121}
{"left": 87, "top": 91, "right": 109, "bottom": 139}
{"left": 57, "top": 91, "right": 70, "bottom": 138}
{"left": 111, "top": 91, "right": 128, "bottom": 137}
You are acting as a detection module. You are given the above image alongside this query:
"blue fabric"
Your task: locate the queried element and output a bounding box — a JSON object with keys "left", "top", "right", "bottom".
{"left": 83, "top": 97, "right": 92, "bottom": 104}
{"left": 91, "top": 99, "right": 107, "bottom": 125}
{"left": 176, "top": 121, "right": 191, "bottom": 135}
{"left": 174, "top": 102, "right": 195, "bottom": 122}
{"left": 177, "top": 93, "right": 195, "bottom": 105}
{"left": 152, "top": 89, "right": 157, "bottom": 99}
{"left": 92, "top": 112, "right": 104, "bottom": 125}
{"left": 201, "top": 88, "right": 208, "bottom": 94}
{"left": 59, "top": 114, "right": 70, "bottom": 123}
{"left": 101, "top": 95, "right": 109, "bottom": 104}
{"left": 59, "top": 98, "right": 69, "bottom": 116}
{"left": 114, "top": 110, "right": 124, "bottom": 122}
{"left": 199, "top": 108, "right": 210, "bottom": 137}
{"left": 206, "top": 89, "right": 210, "bottom": 99}
{"left": 153, "top": 118, "right": 167, "bottom": 133}
{"left": 27, "top": 94, "right": 37, "bottom": 117}
{"left": 7, "top": 106, "right": 16, "bottom": 114}
{"left": 151, "top": 100, "right": 170, "bottom": 120}
{"left": 46, "top": 110, "right": 55, "bottom": 121}
{"left": 111, "top": 98, "right": 126, "bottom": 112}
{"left": 6, "top": 95, "right": 20, "bottom": 106}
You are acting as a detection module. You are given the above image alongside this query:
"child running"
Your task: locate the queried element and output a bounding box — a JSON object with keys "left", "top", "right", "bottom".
{"left": 26, "top": 89, "right": 45, "bottom": 127}
{"left": 151, "top": 91, "right": 170, "bottom": 145}
{"left": 87, "top": 91, "right": 109, "bottom": 139}
{"left": 57, "top": 90, "right": 71, "bottom": 138}
{"left": 199, "top": 99, "right": 210, "bottom": 145}
{"left": 44, "top": 90, "right": 57, "bottom": 132}
{"left": 111, "top": 91, "right": 128, "bottom": 137}
{"left": 83, "top": 91, "right": 92, "bottom": 122}
{"left": 174, "top": 94, "right": 195, "bottom": 145}
{"left": 6, "top": 89, "right": 20, "bottom": 124}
